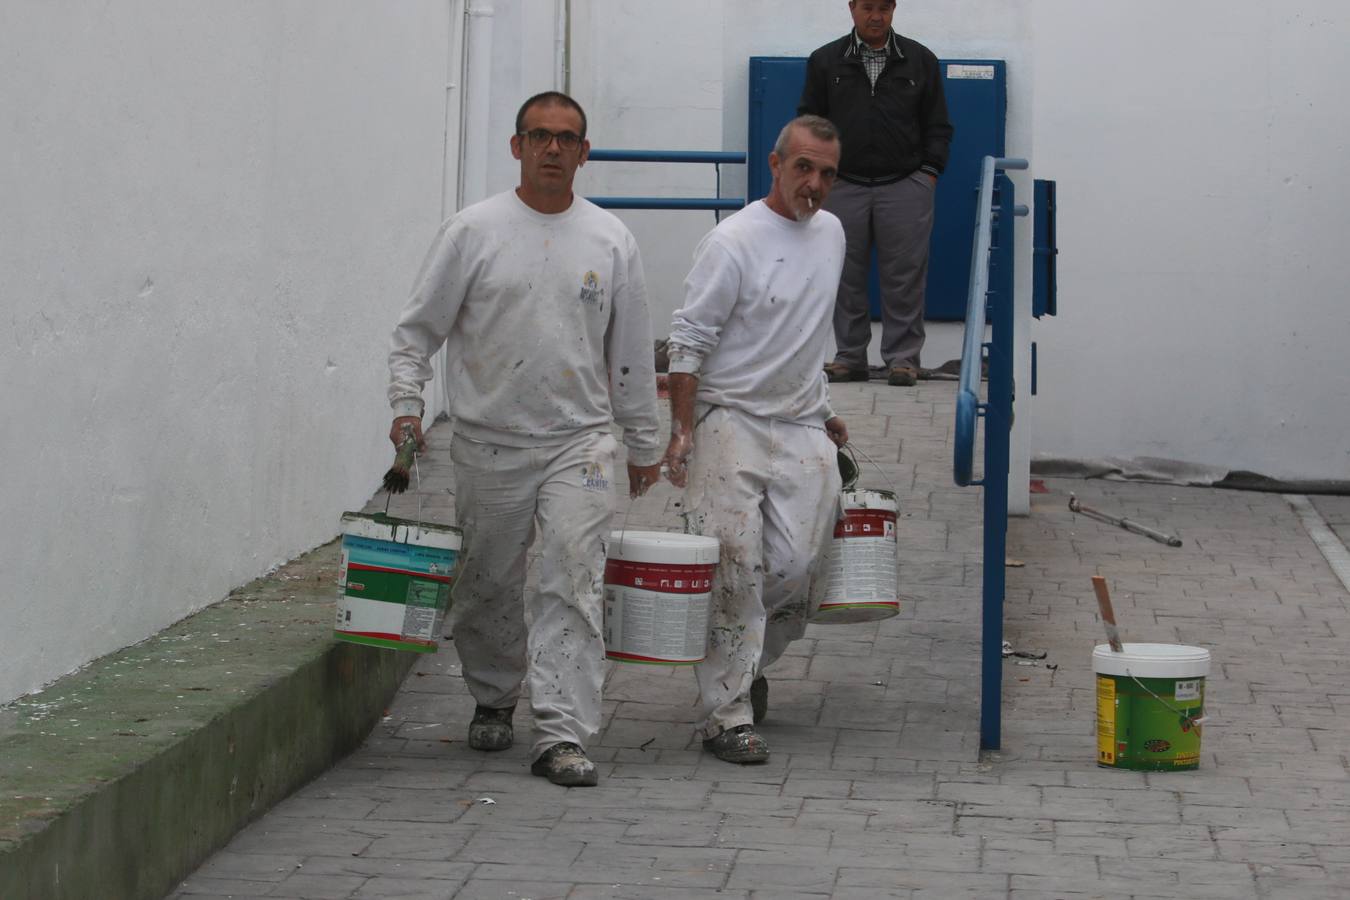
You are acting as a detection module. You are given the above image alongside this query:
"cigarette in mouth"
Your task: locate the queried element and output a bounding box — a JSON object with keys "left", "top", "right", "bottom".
{"left": 807, "top": 197, "right": 815, "bottom": 209}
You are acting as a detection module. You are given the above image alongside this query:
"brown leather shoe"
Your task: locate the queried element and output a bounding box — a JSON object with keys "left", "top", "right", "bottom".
{"left": 824, "top": 363, "right": 869, "bottom": 383}
{"left": 887, "top": 366, "right": 918, "bottom": 386}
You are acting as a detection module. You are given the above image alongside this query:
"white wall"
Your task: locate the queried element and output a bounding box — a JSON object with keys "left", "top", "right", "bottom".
{"left": 567, "top": 0, "right": 729, "bottom": 327}
{"left": 0, "top": 1, "right": 461, "bottom": 704}
{"left": 1028, "top": 0, "right": 1350, "bottom": 481}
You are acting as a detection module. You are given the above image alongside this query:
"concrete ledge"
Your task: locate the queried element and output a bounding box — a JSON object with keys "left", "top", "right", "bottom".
{"left": 0, "top": 538, "right": 416, "bottom": 900}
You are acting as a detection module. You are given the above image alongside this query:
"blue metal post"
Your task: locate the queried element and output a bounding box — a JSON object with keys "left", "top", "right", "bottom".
{"left": 978, "top": 174, "right": 1015, "bottom": 751}
{"left": 951, "top": 156, "right": 1030, "bottom": 752}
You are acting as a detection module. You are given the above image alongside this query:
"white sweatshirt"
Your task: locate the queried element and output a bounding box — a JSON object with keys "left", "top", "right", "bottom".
{"left": 667, "top": 200, "right": 845, "bottom": 423}
{"left": 388, "top": 190, "right": 662, "bottom": 466}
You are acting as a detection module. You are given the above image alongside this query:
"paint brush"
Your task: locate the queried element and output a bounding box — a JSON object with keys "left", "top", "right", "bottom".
{"left": 382, "top": 424, "right": 418, "bottom": 494}
{"left": 1091, "top": 575, "right": 1124, "bottom": 653}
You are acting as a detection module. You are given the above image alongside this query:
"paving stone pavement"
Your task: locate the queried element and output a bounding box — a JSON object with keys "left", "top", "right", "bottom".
{"left": 170, "top": 380, "right": 1350, "bottom": 900}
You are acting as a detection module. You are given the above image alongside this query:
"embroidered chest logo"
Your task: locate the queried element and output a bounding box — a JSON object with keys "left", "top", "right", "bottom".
{"left": 580, "top": 462, "right": 609, "bottom": 493}
{"left": 578, "top": 270, "right": 605, "bottom": 305}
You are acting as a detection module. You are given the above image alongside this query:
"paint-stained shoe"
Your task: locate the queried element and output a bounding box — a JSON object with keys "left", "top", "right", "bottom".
{"left": 703, "top": 724, "right": 770, "bottom": 764}
{"left": 467, "top": 704, "right": 514, "bottom": 751}
{"left": 887, "top": 366, "right": 918, "bottom": 386}
{"left": 530, "top": 742, "right": 599, "bottom": 787}
{"left": 825, "top": 363, "right": 870, "bottom": 383}
{"left": 750, "top": 676, "right": 768, "bottom": 724}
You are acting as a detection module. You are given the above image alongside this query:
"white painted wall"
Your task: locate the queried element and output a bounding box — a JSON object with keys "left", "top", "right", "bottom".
{"left": 1027, "top": 0, "right": 1350, "bottom": 481}
{"left": 567, "top": 0, "right": 729, "bottom": 325}
{"left": 0, "top": 1, "right": 466, "bottom": 704}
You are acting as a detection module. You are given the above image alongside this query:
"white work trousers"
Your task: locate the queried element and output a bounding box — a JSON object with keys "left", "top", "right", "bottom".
{"left": 684, "top": 407, "right": 842, "bottom": 739}
{"left": 448, "top": 430, "right": 618, "bottom": 759}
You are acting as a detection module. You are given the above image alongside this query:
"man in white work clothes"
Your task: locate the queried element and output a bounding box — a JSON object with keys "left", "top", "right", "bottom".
{"left": 387, "top": 92, "right": 662, "bottom": 786}
{"left": 662, "top": 115, "right": 849, "bottom": 763}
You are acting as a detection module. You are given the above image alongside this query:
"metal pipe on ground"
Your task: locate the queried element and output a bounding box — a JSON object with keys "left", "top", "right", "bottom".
{"left": 1069, "top": 494, "right": 1183, "bottom": 547}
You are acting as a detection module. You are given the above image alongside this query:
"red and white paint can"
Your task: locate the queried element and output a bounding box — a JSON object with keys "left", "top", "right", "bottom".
{"left": 814, "top": 489, "right": 900, "bottom": 624}
{"left": 603, "top": 531, "right": 719, "bottom": 664}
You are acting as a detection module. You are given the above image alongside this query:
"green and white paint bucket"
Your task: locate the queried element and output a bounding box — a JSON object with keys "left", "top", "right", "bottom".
{"left": 603, "top": 531, "right": 719, "bottom": 664}
{"left": 1094, "top": 643, "right": 1210, "bottom": 771}
{"left": 813, "top": 489, "right": 901, "bottom": 624}
{"left": 336, "top": 512, "right": 462, "bottom": 653}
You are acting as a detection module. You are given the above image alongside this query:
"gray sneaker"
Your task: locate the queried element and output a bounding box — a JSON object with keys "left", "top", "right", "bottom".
{"left": 467, "top": 704, "right": 514, "bottom": 751}
{"left": 750, "top": 676, "right": 768, "bottom": 724}
{"left": 703, "top": 724, "right": 770, "bottom": 764}
{"left": 530, "top": 742, "right": 598, "bottom": 787}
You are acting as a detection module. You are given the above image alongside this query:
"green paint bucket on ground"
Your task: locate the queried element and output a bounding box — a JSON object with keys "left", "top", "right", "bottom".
{"left": 336, "top": 512, "right": 462, "bottom": 653}
{"left": 1094, "top": 642, "right": 1210, "bottom": 771}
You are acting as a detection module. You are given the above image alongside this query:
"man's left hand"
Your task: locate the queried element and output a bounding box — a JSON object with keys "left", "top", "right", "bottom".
{"left": 628, "top": 462, "right": 662, "bottom": 498}
{"left": 825, "top": 416, "right": 849, "bottom": 447}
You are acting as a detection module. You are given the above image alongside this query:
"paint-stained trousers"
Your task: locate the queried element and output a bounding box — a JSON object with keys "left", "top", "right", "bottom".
{"left": 448, "top": 430, "right": 617, "bottom": 760}
{"left": 826, "top": 173, "right": 936, "bottom": 371}
{"left": 685, "top": 407, "right": 843, "bottom": 739}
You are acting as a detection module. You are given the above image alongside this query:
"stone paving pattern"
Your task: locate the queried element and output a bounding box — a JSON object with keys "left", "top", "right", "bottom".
{"left": 171, "top": 380, "right": 1350, "bottom": 899}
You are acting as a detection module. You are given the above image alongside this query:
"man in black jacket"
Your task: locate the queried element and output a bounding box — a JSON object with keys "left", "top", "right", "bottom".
{"left": 799, "top": 0, "right": 953, "bottom": 386}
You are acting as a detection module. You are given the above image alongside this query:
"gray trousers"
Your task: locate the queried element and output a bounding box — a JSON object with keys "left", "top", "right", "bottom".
{"left": 826, "top": 173, "right": 936, "bottom": 371}
{"left": 447, "top": 430, "right": 617, "bottom": 759}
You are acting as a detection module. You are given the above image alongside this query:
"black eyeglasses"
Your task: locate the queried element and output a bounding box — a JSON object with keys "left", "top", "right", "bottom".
{"left": 518, "top": 128, "right": 584, "bottom": 151}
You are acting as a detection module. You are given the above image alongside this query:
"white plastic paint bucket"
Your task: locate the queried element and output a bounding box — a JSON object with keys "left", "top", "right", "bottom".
{"left": 603, "top": 531, "right": 719, "bottom": 664}
{"left": 1093, "top": 643, "right": 1210, "bottom": 771}
{"left": 336, "top": 512, "right": 462, "bottom": 652}
{"left": 813, "top": 489, "right": 900, "bottom": 624}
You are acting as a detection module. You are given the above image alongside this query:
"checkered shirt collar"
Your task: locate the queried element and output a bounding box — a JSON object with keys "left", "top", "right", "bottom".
{"left": 847, "top": 28, "right": 903, "bottom": 62}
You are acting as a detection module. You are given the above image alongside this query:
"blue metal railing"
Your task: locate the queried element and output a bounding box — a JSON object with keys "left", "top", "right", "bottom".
{"left": 953, "top": 155, "right": 1028, "bottom": 752}
{"left": 585, "top": 149, "right": 747, "bottom": 213}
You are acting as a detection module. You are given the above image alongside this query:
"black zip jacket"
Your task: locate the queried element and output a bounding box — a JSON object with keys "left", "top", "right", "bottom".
{"left": 797, "top": 31, "right": 953, "bottom": 180}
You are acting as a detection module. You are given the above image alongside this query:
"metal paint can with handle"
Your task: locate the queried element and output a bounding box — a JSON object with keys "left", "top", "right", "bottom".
{"left": 336, "top": 512, "right": 462, "bottom": 652}
{"left": 813, "top": 489, "right": 901, "bottom": 624}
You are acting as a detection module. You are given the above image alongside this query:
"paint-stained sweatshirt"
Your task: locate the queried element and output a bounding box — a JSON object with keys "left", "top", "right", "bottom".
{"left": 388, "top": 190, "right": 662, "bottom": 466}
{"left": 667, "top": 200, "right": 845, "bottom": 424}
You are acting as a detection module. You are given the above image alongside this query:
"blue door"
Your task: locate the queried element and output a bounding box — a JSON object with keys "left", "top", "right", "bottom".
{"left": 748, "top": 56, "right": 1007, "bottom": 321}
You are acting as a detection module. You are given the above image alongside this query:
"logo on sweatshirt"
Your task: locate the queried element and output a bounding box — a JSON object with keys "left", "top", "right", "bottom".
{"left": 579, "top": 271, "right": 604, "bottom": 306}
{"left": 580, "top": 462, "right": 609, "bottom": 492}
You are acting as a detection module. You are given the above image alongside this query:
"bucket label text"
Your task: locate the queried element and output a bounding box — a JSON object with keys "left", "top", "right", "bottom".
{"left": 1174, "top": 680, "right": 1201, "bottom": 702}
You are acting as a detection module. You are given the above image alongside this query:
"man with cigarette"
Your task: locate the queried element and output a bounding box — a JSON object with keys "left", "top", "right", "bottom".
{"left": 662, "top": 115, "right": 849, "bottom": 764}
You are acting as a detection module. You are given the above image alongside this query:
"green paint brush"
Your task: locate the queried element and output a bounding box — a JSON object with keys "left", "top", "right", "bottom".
{"left": 382, "top": 424, "right": 418, "bottom": 494}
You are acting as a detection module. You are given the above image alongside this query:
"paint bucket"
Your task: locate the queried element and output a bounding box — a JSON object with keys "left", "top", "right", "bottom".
{"left": 603, "top": 531, "right": 719, "bottom": 664}
{"left": 1093, "top": 643, "right": 1210, "bottom": 771}
{"left": 813, "top": 489, "right": 900, "bottom": 624}
{"left": 336, "top": 512, "right": 462, "bottom": 653}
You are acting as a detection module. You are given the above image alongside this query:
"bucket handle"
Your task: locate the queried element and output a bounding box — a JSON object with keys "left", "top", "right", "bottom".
{"left": 842, "top": 441, "right": 899, "bottom": 495}
{"left": 383, "top": 442, "right": 426, "bottom": 535}
{"left": 1125, "top": 668, "right": 1210, "bottom": 730}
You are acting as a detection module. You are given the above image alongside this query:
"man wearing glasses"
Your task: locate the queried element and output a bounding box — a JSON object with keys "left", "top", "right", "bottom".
{"left": 387, "top": 92, "right": 662, "bottom": 787}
